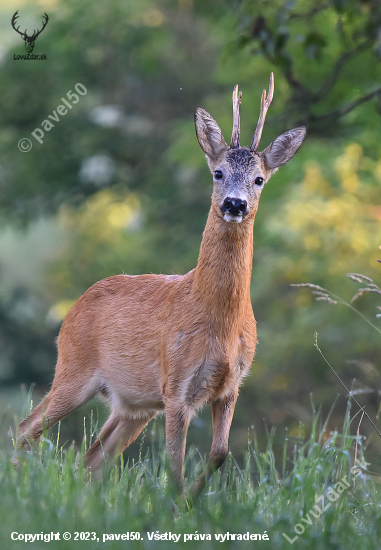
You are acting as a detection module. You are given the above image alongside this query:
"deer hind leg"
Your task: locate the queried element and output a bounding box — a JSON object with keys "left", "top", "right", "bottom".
{"left": 84, "top": 412, "right": 155, "bottom": 473}
{"left": 189, "top": 388, "right": 238, "bottom": 500}
{"left": 12, "top": 369, "right": 98, "bottom": 467}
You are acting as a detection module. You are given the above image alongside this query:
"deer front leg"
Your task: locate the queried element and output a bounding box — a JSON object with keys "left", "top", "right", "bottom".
{"left": 165, "top": 404, "right": 191, "bottom": 495}
{"left": 189, "top": 388, "right": 238, "bottom": 500}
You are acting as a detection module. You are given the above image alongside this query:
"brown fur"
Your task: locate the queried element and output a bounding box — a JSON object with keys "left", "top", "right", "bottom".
{"left": 13, "top": 81, "right": 306, "bottom": 497}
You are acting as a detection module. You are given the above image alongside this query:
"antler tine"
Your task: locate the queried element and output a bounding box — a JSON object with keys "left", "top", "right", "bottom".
{"left": 230, "top": 84, "right": 242, "bottom": 149}
{"left": 11, "top": 11, "right": 24, "bottom": 36}
{"left": 33, "top": 13, "right": 49, "bottom": 39}
{"left": 11, "top": 10, "right": 19, "bottom": 26}
{"left": 250, "top": 72, "right": 274, "bottom": 153}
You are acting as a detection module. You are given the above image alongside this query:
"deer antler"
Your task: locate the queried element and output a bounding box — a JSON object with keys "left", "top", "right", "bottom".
{"left": 11, "top": 11, "right": 25, "bottom": 38}
{"left": 230, "top": 85, "right": 242, "bottom": 149}
{"left": 30, "top": 13, "right": 49, "bottom": 40}
{"left": 11, "top": 11, "right": 49, "bottom": 40}
{"left": 250, "top": 72, "right": 274, "bottom": 153}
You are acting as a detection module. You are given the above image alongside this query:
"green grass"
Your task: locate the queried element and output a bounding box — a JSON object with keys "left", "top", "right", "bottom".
{"left": 1, "top": 400, "right": 381, "bottom": 550}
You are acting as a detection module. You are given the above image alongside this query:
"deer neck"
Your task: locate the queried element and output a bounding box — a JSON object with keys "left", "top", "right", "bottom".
{"left": 192, "top": 205, "right": 255, "bottom": 328}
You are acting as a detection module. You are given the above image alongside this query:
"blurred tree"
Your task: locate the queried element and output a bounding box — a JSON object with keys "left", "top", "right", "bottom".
{"left": 231, "top": 0, "right": 381, "bottom": 134}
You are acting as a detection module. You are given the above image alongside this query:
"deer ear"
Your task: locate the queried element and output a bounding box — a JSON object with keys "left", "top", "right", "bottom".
{"left": 195, "top": 107, "right": 228, "bottom": 161}
{"left": 260, "top": 126, "right": 306, "bottom": 169}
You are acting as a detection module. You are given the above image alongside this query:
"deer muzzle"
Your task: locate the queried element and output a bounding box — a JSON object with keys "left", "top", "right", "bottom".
{"left": 221, "top": 197, "right": 248, "bottom": 222}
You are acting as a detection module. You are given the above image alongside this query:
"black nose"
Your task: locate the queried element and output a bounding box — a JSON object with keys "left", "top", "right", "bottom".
{"left": 221, "top": 197, "right": 248, "bottom": 217}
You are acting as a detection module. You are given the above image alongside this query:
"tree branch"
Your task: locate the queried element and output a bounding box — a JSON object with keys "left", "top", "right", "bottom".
{"left": 312, "top": 39, "right": 373, "bottom": 102}
{"left": 300, "top": 86, "right": 381, "bottom": 126}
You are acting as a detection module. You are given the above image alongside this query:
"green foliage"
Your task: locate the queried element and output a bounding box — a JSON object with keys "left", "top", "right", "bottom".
{"left": 232, "top": 0, "right": 381, "bottom": 133}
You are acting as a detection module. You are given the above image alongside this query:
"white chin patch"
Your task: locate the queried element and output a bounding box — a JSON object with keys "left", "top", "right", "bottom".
{"left": 223, "top": 213, "right": 243, "bottom": 223}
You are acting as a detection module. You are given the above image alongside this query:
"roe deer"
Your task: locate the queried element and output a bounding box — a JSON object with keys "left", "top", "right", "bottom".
{"left": 13, "top": 74, "right": 306, "bottom": 497}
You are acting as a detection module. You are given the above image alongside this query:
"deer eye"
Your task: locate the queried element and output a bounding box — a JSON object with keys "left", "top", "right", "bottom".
{"left": 214, "top": 170, "right": 223, "bottom": 179}
{"left": 255, "top": 176, "right": 264, "bottom": 186}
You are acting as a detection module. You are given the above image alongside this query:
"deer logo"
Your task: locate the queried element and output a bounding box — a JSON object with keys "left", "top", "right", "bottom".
{"left": 11, "top": 10, "right": 48, "bottom": 54}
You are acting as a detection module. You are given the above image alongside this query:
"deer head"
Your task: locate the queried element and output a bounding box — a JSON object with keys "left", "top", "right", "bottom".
{"left": 11, "top": 11, "right": 49, "bottom": 54}
{"left": 195, "top": 73, "right": 306, "bottom": 224}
